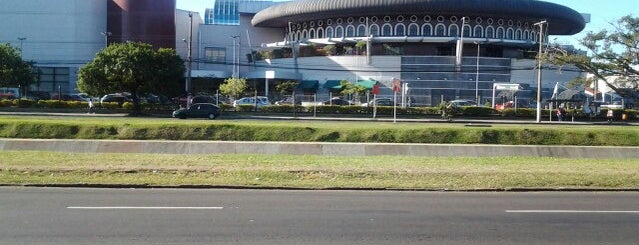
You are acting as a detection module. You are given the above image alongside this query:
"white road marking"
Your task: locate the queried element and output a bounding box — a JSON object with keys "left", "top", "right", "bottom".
{"left": 506, "top": 210, "right": 639, "bottom": 214}
{"left": 67, "top": 206, "right": 224, "bottom": 210}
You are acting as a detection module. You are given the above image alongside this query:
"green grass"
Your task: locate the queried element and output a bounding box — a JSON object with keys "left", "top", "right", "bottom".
{"left": 1, "top": 115, "right": 638, "bottom": 146}
{"left": 2, "top": 151, "right": 638, "bottom": 190}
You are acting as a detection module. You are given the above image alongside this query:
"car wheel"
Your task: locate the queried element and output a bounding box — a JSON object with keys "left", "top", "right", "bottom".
{"left": 208, "top": 113, "right": 216, "bottom": 120}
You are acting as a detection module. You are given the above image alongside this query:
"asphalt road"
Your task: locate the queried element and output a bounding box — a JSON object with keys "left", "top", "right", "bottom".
{"left": 1, "top": 187, "right": 638, "bottom": 245}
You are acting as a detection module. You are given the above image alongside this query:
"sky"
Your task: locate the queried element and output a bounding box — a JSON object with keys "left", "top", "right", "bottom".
{"left": 175, "top": 0, "right": 639, "bottom": 47}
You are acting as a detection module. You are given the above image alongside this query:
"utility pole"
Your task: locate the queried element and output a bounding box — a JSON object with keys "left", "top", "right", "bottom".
{"left": 17, "top": 37, "right": 26, "bottom": 58}
{"left": 186, "top": 12, "right": 194, "bottom": 108}
{"left": 533, "top": 20, "right": 547, "bottom": 123}
{"left": 474, "top": 41, "right": 480, "bottom": 105}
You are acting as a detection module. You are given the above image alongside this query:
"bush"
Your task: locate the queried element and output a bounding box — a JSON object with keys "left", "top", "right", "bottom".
{"left": 460, "top": 106, "right": 495, "bottom": 117}
{"left": 0, "top": 99, "right": 13, "bottom": 107}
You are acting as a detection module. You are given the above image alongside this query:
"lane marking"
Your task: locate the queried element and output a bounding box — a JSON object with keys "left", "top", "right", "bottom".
{"left": 506, "top": 210, "right": 639, "bottom": 214}
{"left": 67, "top": 206, "right": 224, "bottom": 210}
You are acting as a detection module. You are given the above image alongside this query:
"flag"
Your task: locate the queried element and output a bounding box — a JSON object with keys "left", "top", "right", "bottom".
{"left": 551, "top": 82, "right": 559, "bottom": 99}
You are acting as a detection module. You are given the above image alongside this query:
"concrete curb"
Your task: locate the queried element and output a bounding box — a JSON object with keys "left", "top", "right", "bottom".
{"left": 1, "top": 138, "right": 638, "bottom": 158}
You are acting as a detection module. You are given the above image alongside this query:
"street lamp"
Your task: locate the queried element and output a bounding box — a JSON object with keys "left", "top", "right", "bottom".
{"left": 186, "top": 12, "right": 194, "bottom": 107}
{"left": 100, "top": 32, "right": 111, "bottom": 47}
{"left": 533, "top": 20, "right": 547, "bottom": 123}
{"left": 474, "top": 41, "right": 480, "bottom": 105}
{"left": 231, "top": 35, "right": 240, "bottom": 78}
{"left": 17, "top": 37, "right": 26, "bottom": 58}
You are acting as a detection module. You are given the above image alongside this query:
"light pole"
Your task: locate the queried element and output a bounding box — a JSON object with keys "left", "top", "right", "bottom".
{"left": 533, "top": 20, "right": 547, "bottom": 123}
{"left": 231, "top": 35, "right": 240, "bottom": 78}
{"left": 186, "top": 12, "right": 194, "bottom": 108}
{"left": 474, "top": 41, "right": 480, "bottom": 105}
{"left": 100, "top": 32, "right": 111, "bottom": 47}
{"left": 17, "top": 37, "right": 26, "bottom": 58}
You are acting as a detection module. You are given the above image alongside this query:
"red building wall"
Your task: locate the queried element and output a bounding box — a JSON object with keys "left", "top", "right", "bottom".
{"left": 107, "top": 0, "right": 176, "bottom": 49}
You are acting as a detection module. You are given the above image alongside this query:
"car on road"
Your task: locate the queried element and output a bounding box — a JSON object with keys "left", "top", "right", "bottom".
{"left": 172, "top": 103, "right": 221, "bottom": 120}
{"left": 449, "top": 99, "right": 477, "bottom": 107}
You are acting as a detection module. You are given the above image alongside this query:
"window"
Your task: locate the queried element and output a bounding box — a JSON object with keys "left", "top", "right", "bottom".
{"left": 370, "top": 24, "right": 380, "bottom": 36}
{"left": 335, "top": 26, "right": 344, "bottom": 38}
{"left": 485, "top": 26, "right": 495, "bottom": 39}
{"left": 473, "top": 26, "right": 483, "bottom": 38}
{"left": 506, "top": 28, "right": 514, "bottom": 39}
{"left": 448, "top": 24, "right": 459, "bottom": 37}
{"left": 382, "top": 23, "right": 393, "bottom": 36}
{"left": 496, "top": 27, "right": 505, "bottom": 39}
{"left": 326, "top": 26, "right": 334, "bottom": 38}
{"left": 38, "top": 67, "right": 69, "bottom": 92}
{"left": 422, "top": 24, "right": 433, "bottom": 36}
{"left": 205, "top": 47, "right": 226, "bottom": 63}
{"left": 317, "top": 28, "right": 324, "bottom": 38}
{"left": 309, "top": 29, "right": 316, "bottom": 39}
{"left": 408, "top": 23, "right": 420, "bottom": 36}
{"left": 395, "top": 24, "right": 406, "bottom": 36}
{"left": 515, "top": 29, "right": 522, "bottom": 40}
{"left": 355, "top": 25, "right": 365, "bottom": 36}
{"left": 435, "top": 24, "right": 446, "bottom": 36}
{"left": 346, "top": 25, "right": 355, "bottom": 37}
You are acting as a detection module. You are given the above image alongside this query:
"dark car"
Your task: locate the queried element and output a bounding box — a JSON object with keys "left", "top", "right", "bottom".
{"left": 172, "top": 103, "right": 221, "bottom": 120}
{"left": 320, "top": 97, "right": 353, "bottom": 106}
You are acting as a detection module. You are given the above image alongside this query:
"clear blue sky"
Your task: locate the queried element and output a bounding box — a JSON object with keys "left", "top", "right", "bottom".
{"left": 176, "top": 0, "right": 639, "bottom": 47}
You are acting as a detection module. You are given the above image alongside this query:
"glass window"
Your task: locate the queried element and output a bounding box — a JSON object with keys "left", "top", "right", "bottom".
{"left": 496, "top": 27, "right": 505, "bottom": 39}
{"left": 448, "top": 25, "right": 459, "bottom": 37}
{"left": 205, "top": 47, "right": 225, "bottom": 63}
{"left": 422, "top": 24, "right": 432, "bottom": 36}
{"left": 346, "top": 25, "right": 355, "bottom": 37}
{"left": 335, "top": 26, "right": 344, "bottom": 38}
{"left": 485, "top": 27, "right": 495, "bottom": 39}
{"left": 370, "top": 25, "right": 379, "bottom": 36}
{"left": 382, "top": 24, "right": 393, "bottom": 36}
{"left": 357, "top": 25, "right": 367, "bottom": 36}
{"left": 326, "top": 27, "right": 334, "bottom": 38}
{"left": 473, "top": 26, "right": 483, "bottom": 38}
{"left": 435, "top": 24, "right": 446, "bottom": 36}
{"left": 395, "top": 24, "right": 405, "bottom": 36}
{"left": 408, "top": 24, "right": 419, "bottom": 36}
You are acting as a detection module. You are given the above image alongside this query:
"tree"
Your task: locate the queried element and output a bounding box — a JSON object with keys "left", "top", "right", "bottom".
{"left": 340, "top": 80, "right": 366, "bottom": 103}
{"left": 77, "top": 42, "right": 185, "bottom": 114}
{"left": 219, "top": 77, "right": 248, "bottom": 100}
{"left": 546, "top": 15, "right": 639, "bottom": 103}
{"left": 0, "top": 43, "right": 38, "bottom": 96}
{"left": 275, "top": 80, "right": 299, "bottom": 95}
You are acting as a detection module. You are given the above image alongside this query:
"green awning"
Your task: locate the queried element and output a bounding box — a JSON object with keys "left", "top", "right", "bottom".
{"left": 298, "top": 80, "right": 319, "bottom": 90}
{"left": 323, "top": 80, "right": 344, "bottom": 90}
{"left": 356, "top": 80, "right": 378, "bottom": 90}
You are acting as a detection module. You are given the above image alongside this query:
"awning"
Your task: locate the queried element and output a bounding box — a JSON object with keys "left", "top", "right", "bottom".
{"left": 323, "top": 80, "right": 344, "bottom": 90}
{"left": 356, "top": 80, "right": 378, "bottom": 90}
{"left": 298, "top": 80, "right": 319, "bottom": 90}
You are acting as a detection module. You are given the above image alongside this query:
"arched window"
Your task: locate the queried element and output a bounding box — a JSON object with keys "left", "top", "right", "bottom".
{"left": 496, "top": 27, "right": 505, "bottom": 39}
{"left": 395, "top": 23, "right": 406, "bottom": 36}
{"left": 326, "top": 26, "right": 334, "bottom": 38}
{"left": 485, "top": 26, "right": 495, "bottom": 39}
{"left": 448, "top": 24, "right": 459, "bottom": 37}
{"left": 382, "top": 23, "right": 393, "bottom": 36}
{"left": 408, "top": 23, "right": 420, "bottom": 36}
{"left": 473, "top": 25, "right": 484, "bottom": 38}
{"left": 357, "top": 25, "right": 367, "bottom": 36}
{"left": 370, "top": 24, "right": 380, "bottom": 36}
{"left": 302, "top": 30, "right": 308, "bottom": 40}
{"left": 506, "top": 28, "right": 514, "bottom": 39}
{"left": 435, "top": 23, "right": 446, "bottom": 36}
{"left": 422, "top": 24, "right": 433, "bottom": 36}
{"left": 309, "top": 29, "right": 316, "bottom": 39}
{"left": 335, "top": 26, "right": 344, "bottom": 38}
{"left": 514, "top": 29, "right": 522, "bottom": 40}
{"left": 531, "top": 31, "right": 538, "bottom": 42}
{"left": 462, "top": 24, "right": 471, "bottom": 37}
{"left": 296, "top": 31, "right": 301, "bottom": 41}
{"left": 317, "top": 28, "right": 324, "bottom": 38}
{"left": 346, "top": 25, "right": 355, "bottom": 37}
{"left": 523, "top": 30, "right": 529, "bottom": 41}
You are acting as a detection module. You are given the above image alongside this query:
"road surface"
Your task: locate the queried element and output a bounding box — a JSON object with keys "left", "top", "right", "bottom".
{"left": 1, "top": 187, "right": 638, "bottom": 244}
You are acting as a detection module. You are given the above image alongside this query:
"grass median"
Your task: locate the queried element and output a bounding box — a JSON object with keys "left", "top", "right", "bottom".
{"left": 2, "top": 151, "right": 638, "bottom": 190}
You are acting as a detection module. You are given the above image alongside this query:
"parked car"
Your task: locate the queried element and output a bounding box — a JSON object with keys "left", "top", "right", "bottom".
{"left": 361, "top": 98, "right": 395, "bottom": 107}
{"left": 172, "top": 103, "right": 221, "bottom": 120}
{"left": 100, "top": 94, "right": 132, "bottom": 104}
{"left": 274, "top": 96, "right": 300, "bottom": 105}
{"left": 320, "top": 97, "right": 353, "bottom": 106}
{"left": 449, "top": 100, "right": 477, "bottom": 107}
{"left": 233, "top": 96, "right": 271, "bottom": 107}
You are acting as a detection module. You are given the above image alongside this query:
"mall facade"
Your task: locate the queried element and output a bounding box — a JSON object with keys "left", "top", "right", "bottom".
{"left": 1, "top": 0, "right": 588, "bottom": 106}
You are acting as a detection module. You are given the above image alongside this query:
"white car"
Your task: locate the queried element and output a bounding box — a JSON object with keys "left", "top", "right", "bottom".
{"left": 233, "top": 96, "right": 271, "bottom": 107}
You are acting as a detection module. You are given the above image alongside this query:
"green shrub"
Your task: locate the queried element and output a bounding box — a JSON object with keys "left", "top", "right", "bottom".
{"left": 460, "top": 106, "right": 495, "bottom": 117}
{"left": 122, "top": 102, "right": 134, "bottom": 110}
{"left": 236, "top": 104, "right": 256, "bottom": 112}
{"left": 0, "top": 99, "right": 13, "bottom": 107}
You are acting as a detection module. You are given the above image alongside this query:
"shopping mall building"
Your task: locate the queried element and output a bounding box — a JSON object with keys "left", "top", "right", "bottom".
{"left": 0, "top": 0, "right": 588, "bottom": 106}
